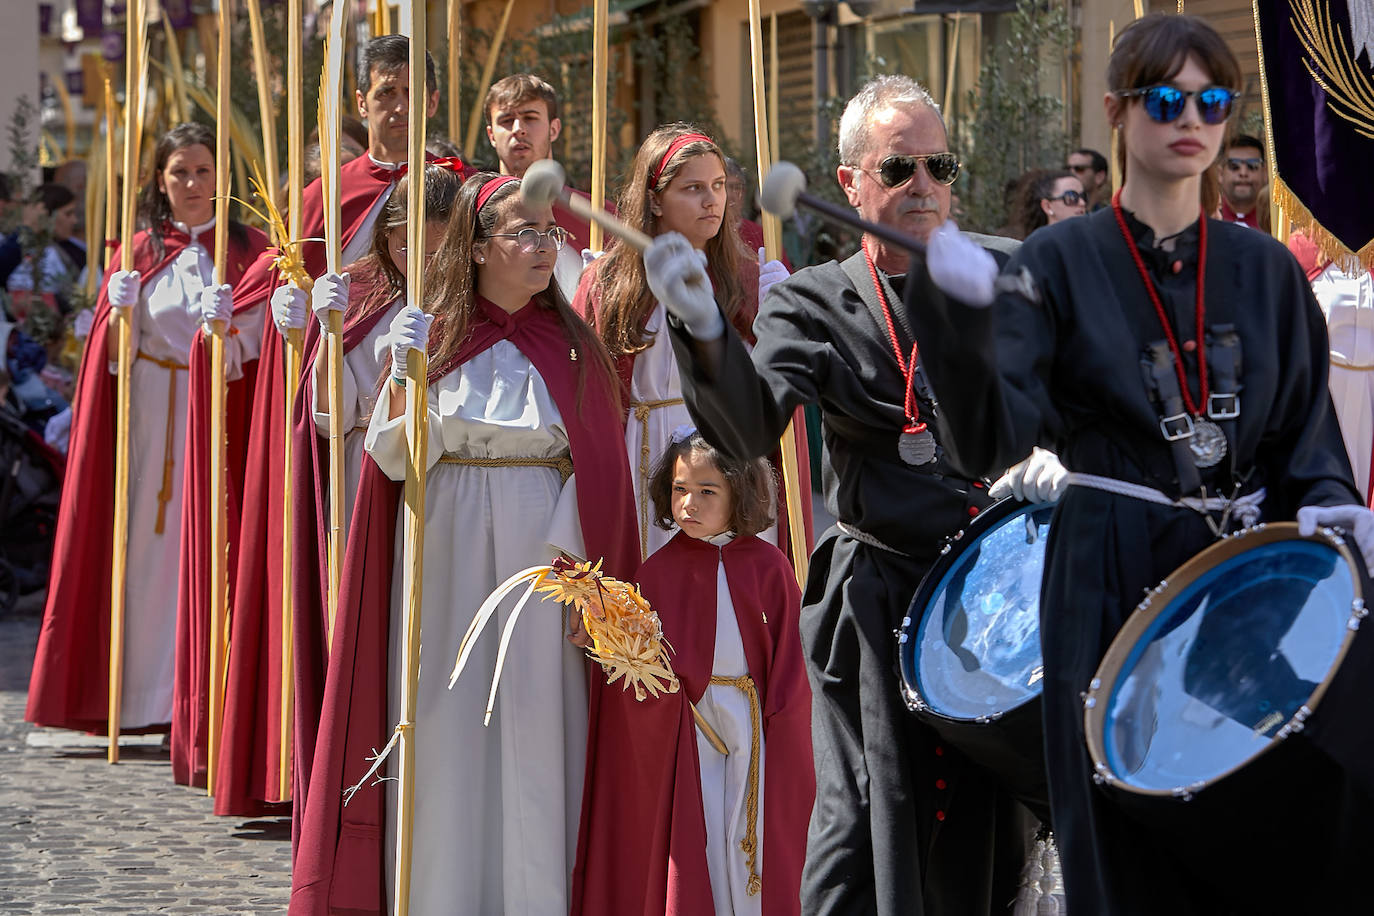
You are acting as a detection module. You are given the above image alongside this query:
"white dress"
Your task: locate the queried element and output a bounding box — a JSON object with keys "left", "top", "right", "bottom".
{"left": 114, "top": 218, "right": 262, "bottom": 728}
{"left": 627, "top": 303, "right": 694, "bottom": 560}
{"left": 311, "top": 296, "right": 403, "bottom": 533}
{"left": 694, "top": 531, "right": 765, "bottom": 916}
{"left": 1313, "top": 262, "right": 1374, "bottom": 502}
{"left": 364, "top": 339, "right": 586, "bottom": 916}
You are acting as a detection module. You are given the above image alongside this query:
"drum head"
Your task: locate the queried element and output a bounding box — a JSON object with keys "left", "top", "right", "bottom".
{"left": 904, "top": 500, "right": 1053, "bottom": 722}
{"left": 1085, "top": 522, "right": 1366, "bottom": 797}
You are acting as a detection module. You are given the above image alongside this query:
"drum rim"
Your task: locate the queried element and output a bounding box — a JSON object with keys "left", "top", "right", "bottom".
{"left": 1082, "top": 521, "right": 1369, "bottom": 799}
{"left": 898, "top": 496, "right": 1052, "bottom": 721}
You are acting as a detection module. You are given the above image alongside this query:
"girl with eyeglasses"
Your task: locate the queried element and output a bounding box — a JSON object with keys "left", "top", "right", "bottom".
{"left": 291, "top": 171, "right": 636, "bottom": 915}
{"left": 912, "top": 13, "right": 1374, "bottom": 914}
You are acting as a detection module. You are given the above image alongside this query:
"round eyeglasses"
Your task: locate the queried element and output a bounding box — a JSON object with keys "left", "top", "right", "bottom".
{"left": 1115, "top": 85, "right": 1237, "bottom": 125}
{"left": 863, "top": 152, "right": 961, "bottom": 189}
{"left": 485, "top": 226, "right": 570, "bottom": 253}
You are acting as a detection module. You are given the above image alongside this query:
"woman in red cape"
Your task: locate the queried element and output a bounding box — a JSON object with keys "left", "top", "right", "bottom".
{"left": 572, "top": 428, "right": 813, "bottom": 915}
{"left": 290, "top": 172, "right": 636, "bottom": 915}
{"left": 26, "top": 123, "right": 266, "bottom": 739}
{"left": 572, "top": 123, "right": 812, "bottom": 565}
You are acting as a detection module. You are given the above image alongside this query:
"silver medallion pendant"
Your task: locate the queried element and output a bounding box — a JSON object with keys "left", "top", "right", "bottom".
{"left": 899, "top": 428, "right": 938, "bottom": 465}
{"left": 1189, "top": 417, "right": 1228, "bottom": 468}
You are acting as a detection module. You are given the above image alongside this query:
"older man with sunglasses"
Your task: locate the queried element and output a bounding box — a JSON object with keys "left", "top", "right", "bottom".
{"left": 646, "top": 74, "right": 1041, "bottom": 916}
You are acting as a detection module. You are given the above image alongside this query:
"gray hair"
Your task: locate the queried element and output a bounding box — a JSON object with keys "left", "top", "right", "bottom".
{"left": 837, "top": 75, "right": 944, "bottom": 166}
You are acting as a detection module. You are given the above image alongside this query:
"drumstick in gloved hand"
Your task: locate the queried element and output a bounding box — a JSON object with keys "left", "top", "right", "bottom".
{"left": 521, "top": 160, "right": 652, "bottom": 252}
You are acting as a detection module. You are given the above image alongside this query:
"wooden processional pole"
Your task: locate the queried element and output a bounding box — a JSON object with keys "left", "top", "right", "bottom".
{"left": 108, "top": 0, "right": 147, "bottom": 765}
{"left": 589, "top": 0, "right": 608, "bottom": 252}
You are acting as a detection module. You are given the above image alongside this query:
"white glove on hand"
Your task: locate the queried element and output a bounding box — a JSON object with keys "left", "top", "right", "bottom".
{"left": 581, "top": 248, "right": 603, "bottom": 269}
{"left": 271, "top": 283, "right": 308, "bottom": 333}
{"left": 989, "top": 446, "right": 1069, "bottom": 503}
{"left": 107, "top": 269, "right": 141, "bottom": 310}
{"left": 198, "top": 284, "right": 234, "bottom": 333}
{"left": 758, "top": 247, "right": 789, "bottom": 302}
{"left": 644, "top": 232, "right": 723, "bottom": 340}
{"left": 1296, "top": 504, "right": 1374, "bottom": 569}
{"left": 73, "top": 308, "right": 94, "bottom": 340}
{"left": 926, "top": 221, "right": 998, "bottom": 307}
{"left": 312, "top": 271, "right": 349, "bottom": 332}
{"left": 386, "top": 304, "right": 434, "bottom": 383}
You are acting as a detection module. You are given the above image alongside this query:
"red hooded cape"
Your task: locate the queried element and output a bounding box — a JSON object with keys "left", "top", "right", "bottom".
{"left": 25, "top": 224, "right": 260, "bottom": 735}
{"left": 289, "top": 298, "right": 638, "bottom": 915}
{"left": 572, "top": 530, "right": 814, "bottom": 915}
{"left": 210, "top": 155, "right": 453, "bottom": 812}
{"left": 571, "top": 257, "right": 815, "bottom": 565}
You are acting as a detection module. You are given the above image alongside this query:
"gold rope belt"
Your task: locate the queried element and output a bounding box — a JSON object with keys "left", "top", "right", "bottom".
{"left": 437, "top": 453, "right": 573, "bottom": 483}
{"left": 629, "top": 397, "right": 685, "bottom": 559}
{"left": 136, "top": 350, "right": 188, "bottom": 534}
{"left": 708, "top": 673, "right": 763, "bottom": 897}
{"left": 1331, "top": 356, "right": 1374, "bottom": 372}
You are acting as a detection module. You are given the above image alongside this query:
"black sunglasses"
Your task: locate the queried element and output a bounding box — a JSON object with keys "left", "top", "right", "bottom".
{"left": 1116, "top": 84, "right": 1237, "bottom": 125}
{"left": 865, "top": 152, "right": 961, "bottom": 188}
{"left": 1224, "top": 157, "right": 1263, "bottom": 171}
{"left": 1044, "top": 190, "right": 1088, "bottom": 207}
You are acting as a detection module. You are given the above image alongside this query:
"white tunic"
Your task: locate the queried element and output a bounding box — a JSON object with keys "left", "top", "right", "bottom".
{"left": 1313, "top": 262, "right": 1374, "bottom": 502}
{"left": 364, "top": 339, "right": 586, "bottom": 916}
{"left": 627, "top": 303, "right": 694, "bottom": 559}
{"left": 311, "top": 297, "right": 403, "bottom": 533}
{"left": 694, "top": 531, "right": 765, "bottom": 916}
{"left": 115, "top": 218, "right": 262, "bottom": 728}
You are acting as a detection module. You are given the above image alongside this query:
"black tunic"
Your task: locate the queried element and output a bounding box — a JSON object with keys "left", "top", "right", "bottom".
{"left": 908, "top": 207, "right": 1371, "bottom": 915}
{"left": 669, "top": 244, "right": 1032, "bottom": 916}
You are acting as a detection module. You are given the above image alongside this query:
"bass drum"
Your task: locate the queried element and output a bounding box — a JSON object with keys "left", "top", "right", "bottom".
{"left": 1082, "top": 522, "right": 1374, "bottom": 908}
{"left": 898, "top": 497, "right": 1053, "bottom": 819}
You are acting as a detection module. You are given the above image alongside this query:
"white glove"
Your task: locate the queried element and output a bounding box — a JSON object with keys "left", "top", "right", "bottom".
{"left": 107, "top": 269, "right": 141, "bottom": 310}
{"left": 44, "top": 407, "right": 72, "bottom": 453}
{"left": 311, "top": 271, "right": 349, "bottom": 332}
{"left": 758, "top": 247, "right": 789, "bottom": 302}
{"left": 989, "top": 446, "right": 1069, "bottom": 503}
{"left": 1296, "top": 504, "right": 1374, "bottom": 569}
{"left": 581, "top": 248, "right": 603, "bottom": 269}
{"left": 386, "top": 304, "right": 434, "bottom": 383}
{"left": 926, "top": 221, "right": 998, "bottom": 307}
{"left": 197, "top": 284, "right": 234, "bottom": 333}
{"left": 271, "top": 282, "right": 308, "bottom": 333}
{"left": 73, "top": 308, "right": 94, "bottom": 340}
{"left": 644, "top": 232, "right": 723, "bottom": 340}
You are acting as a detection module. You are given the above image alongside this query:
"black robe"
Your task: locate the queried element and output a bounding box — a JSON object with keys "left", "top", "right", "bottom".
{"left": 669, "top": 241, "right": 1033, "bottom": 916}
{"left": 908, "top": 207, "right": 1372, "bottom": 915}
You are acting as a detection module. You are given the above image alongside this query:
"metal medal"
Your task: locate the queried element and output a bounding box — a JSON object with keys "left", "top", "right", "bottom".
{"left": 899, "top": 428, "right": 938, "bottom": 465}
{"left": 1189, "top": 417, "right": 1228, "bottom": 468}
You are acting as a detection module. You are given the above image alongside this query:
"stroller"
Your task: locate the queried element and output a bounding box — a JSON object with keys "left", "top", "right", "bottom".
{"left": 0, "top": 393, "right": 62, "bottom": 615}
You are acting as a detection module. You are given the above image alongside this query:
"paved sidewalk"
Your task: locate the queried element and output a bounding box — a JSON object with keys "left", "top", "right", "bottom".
{"left": 0, "top": 607, "right": 292, "bottom": 914}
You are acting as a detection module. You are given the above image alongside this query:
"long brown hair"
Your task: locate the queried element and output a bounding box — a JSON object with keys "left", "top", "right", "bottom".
{"left": 423, "top": 171, "right": 618, "bottom": 400}
{"left": 587, "top": 123, "right": 744, "bottom": 360}
{"left": 139, "top": 122, "right": 249, "bottom": 258}
{"left": 1106, "top": 14, "right": 1242, "bottom": 215}
{"left": 344, "top": 162, "right": 464, "bottom": 324}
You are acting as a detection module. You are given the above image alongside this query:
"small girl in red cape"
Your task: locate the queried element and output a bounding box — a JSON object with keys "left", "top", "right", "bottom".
{"left": 572, "top": 426, "right": 814, "bottom": 916}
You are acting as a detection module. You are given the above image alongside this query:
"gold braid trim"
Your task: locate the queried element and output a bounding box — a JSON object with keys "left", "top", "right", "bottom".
{"left": 136, "top": 350, "right": 188, "bottom": 534}
{"left": 437, "top": 453, "right": 573, "bottom": 483}
{"left": 709, "top": 673, "right": 763, "bottom": 897}
{"left": 1331, "top": 357, "right": 1374, "bottom": 371}
{"left": 1272, "top": 179, "right": 1374, "bottom": 273}
{"left": 629, "top": 397, "right": 685, "bottom": 559}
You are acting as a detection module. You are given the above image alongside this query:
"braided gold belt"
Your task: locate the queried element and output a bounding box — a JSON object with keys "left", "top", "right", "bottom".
{"left": 437, "top": 453, "right": 573, "bottom": 483}
{"left": 708, "top": 673, "right": 763, "bottom": 897}
{"left": 629, "top": 397, "right": 685, "bottom": 559}
{"left": 136, "top": 350, "right": 188, "bottom": 534}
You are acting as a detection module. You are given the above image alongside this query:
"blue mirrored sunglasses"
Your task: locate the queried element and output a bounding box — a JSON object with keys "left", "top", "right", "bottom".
{"left": 1116, "top": 85, "right": 1237, "bottom": 125}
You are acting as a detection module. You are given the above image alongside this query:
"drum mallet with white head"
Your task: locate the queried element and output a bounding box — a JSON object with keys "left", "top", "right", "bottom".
{"left": 761, "top": 160, "right": 928, "bottom": 257}
{"left": 522, "top": 159, "right": 653, "bottom": 253}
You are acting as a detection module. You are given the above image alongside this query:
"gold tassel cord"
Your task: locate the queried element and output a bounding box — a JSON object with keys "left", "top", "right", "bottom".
{"left": 709, "top": 673, "right": 763, "bottom": 896}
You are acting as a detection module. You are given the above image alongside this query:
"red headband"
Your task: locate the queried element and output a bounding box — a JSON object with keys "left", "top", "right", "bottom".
{"left": 476, "top": 174, "right": 518, "bottom": 213}
{"left": 650, "top": 132, "right": 714, "bottom": 187}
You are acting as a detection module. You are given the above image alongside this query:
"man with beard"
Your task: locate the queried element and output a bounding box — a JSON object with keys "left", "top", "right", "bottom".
{"left": 645, "top": 74, "right": 1043, "bottom": 915}
{"left": 1217, "top": 134, "right": 1267, "bottom": 228}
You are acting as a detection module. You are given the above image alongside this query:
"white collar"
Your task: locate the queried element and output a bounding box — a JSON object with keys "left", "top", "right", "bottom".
{"left": 368, "top": 153, "right": 405, "bottom": 171}
{"left": 173, "top": 215, "right": 216, "bottom": 242}
{"left": 703, "top": 530, "right": 737, "bottom": 547}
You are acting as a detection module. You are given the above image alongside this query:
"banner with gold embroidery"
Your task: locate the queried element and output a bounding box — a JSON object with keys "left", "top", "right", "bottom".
{"left": 1256, "top": 0, "right": 1374, "bottom": 267}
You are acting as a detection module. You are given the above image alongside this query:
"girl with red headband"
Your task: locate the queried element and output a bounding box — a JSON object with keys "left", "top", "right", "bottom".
{"left": 290, "top": 171, "right": 636, "bottom": 915}
{"left": 573, "top": 123, "right": 794, "bottom": 561}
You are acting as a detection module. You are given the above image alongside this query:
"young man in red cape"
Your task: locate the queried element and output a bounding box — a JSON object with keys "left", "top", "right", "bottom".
{"left": 197, "top": 35, "right": 457, "bottom": 814}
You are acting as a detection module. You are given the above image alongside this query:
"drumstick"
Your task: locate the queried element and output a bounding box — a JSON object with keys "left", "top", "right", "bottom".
{"left": 761, "top": 160, "right": 928, "bottom": 257}
{"left": 521, "top": 159, "right": 653, "bottom": 252}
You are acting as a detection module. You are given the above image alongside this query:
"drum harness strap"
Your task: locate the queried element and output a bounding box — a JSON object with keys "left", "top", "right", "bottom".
{"left": 1065, "top": 473, "right": 1264, "bottom": 537}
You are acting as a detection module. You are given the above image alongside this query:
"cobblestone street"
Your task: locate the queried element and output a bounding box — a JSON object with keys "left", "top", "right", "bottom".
{"left": 0, "top": 601, "right": 291, "bottom": 914}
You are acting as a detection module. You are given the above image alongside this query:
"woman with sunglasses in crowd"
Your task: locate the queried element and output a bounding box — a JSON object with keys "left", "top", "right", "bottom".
{"left": 901, "top": 14, "right": 1373, "bottom": 913}
{"left": 290, "top": 171, "right": 636, "bottom": 916}
{"left": 643, "top": 75, "right": 1034, "bottom": 915}
{"left": 1015, "top": 168, "right": 1088, "bottom": 238}
{"left": 572, "top": 123, "right": 793, "bottom": 562}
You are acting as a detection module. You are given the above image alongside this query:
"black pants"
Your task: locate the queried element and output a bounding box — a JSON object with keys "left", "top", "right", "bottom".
{"left": 799, "top": 529, "right": 1033, "bottom": 916}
